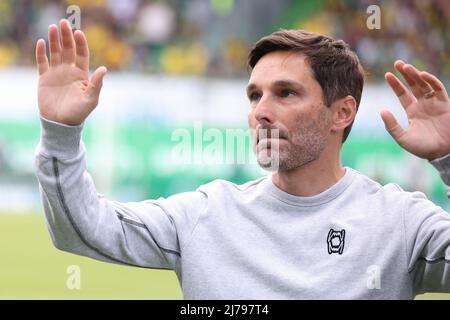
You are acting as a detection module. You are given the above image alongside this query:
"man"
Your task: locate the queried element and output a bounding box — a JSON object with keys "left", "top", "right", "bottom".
{"left": 35, "top": 20, "right": 450, "bottom": 299}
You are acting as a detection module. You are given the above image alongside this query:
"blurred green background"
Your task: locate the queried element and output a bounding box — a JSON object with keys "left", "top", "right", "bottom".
{"left": 0, "top": 214, "right": 182, "bottom": 299}
{"left": 0, "top": 0, "right": 449, "bottom": 299}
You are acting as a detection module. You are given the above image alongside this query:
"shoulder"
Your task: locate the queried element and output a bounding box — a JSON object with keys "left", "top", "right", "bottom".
{"left": 350, "top": 167, "right": 437, "bottom": 211}
{"left": 196, "top": 176, "right": 267, "bottom": 196}
{"left": 350, "top": 167, "right": 405, "bottom": 195}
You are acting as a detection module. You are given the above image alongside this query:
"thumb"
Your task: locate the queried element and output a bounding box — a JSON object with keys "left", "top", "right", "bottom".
{"left": 88, "top": 66, "right": 107, "bottom": 102}
{"left": 380, "top": 109, "right": 406, "bottom": 142}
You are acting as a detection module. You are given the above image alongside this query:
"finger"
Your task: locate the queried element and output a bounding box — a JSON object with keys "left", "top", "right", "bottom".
{"left": 384, "top": 72, "right": 415, "bottom": 109}
{"left": 60, "top": 19, "right": 76, "bottom": 64}
{"left": 403, "top": 64, "right": 433, "bottom": 98}
{"left": 48, "top": 24, "right": 61, "bottom": 66}
{"left": 74, "top": 30, "right": 89, "bottom": 71}
{"left": 420, "top": 71, "right": 449, "bottom": 101}
{"left": 380, "top": 109, "right": 406, "bottom": 142}
{"left": 88, "top": 66, "right": 108, "bottom": 103}
{"left": 36, "top": 39, "right": 49, "bottom": 75}
{"left": 394, "top": 60, "right": 422, "bottom": 98}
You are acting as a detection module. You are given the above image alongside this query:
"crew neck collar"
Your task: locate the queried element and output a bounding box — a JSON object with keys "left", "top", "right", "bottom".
{"left": 261, "top": 167, "right": 357, "bottom": 207}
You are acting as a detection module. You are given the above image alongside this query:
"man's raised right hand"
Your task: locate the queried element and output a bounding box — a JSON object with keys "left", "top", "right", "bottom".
{"left": 36, "top": 19, "right": 107, "bottom": 126}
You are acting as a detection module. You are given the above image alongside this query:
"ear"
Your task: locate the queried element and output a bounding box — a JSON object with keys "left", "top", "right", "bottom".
{"left": 329, "top": 96, "right": 357, "bottom": 136}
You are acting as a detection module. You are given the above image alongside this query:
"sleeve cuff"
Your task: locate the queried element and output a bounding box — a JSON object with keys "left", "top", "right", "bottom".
{"left": 429, "top": 153, "right": 450, "bottom": 186}
{"left": 36, "top": 116, "right": 84, "bottom": 159}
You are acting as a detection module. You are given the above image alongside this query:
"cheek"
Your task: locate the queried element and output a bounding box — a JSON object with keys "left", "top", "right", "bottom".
{"left": 281, "top": 112, "right": 313, "bottom": 139}
{"left": 281, "top": 111, "right": 301, "bottom": 131}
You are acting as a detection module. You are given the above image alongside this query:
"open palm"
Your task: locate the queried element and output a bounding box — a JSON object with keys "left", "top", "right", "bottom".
{"left": 381, "top": 60, "right": 450, "bottom": 160}
{"left": 36, "top": 20, "right": 107, "bottom": 126}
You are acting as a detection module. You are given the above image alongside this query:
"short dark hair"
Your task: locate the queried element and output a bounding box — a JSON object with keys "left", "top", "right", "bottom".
{"left": 248, "top": 29, "right": 364, "bottom": 142}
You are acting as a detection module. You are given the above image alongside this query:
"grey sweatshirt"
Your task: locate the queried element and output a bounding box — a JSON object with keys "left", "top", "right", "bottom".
{"left": 35, "top": 118, "right": 450, "bottom": 299}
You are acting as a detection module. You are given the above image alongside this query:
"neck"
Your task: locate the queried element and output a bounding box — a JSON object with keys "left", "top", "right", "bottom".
{"left": 272, "top": 147, "right": 345, "bottom": 197}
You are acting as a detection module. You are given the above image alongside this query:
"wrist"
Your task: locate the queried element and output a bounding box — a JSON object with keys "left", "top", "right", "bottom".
{"left": 426, "top": 149, "right": 450, "bottom": 161}
{"left": 37, "top": 116, "right": 84, "bottom": 160}
{"left": 429, "top": 153, "right": 450, "bottom": 186}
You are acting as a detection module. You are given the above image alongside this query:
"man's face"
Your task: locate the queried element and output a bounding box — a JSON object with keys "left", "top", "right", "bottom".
{"left": 247, "top": 51, "right": 331, "bottom": 171}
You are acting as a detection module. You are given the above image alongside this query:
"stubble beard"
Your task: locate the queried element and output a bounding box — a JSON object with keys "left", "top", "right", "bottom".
{"left": 255, "top": 106, "right": 330, "bottom": 171}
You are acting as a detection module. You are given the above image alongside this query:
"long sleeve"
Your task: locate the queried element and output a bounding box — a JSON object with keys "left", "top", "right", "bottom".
{"left": 430, "top": 153, "right": 450, "bottom": 198}
{"left": 404, "top": 154, "right": 450, "bottom": 294}
{"left": 35, "top": 117, "right": 208, "bottom": 272}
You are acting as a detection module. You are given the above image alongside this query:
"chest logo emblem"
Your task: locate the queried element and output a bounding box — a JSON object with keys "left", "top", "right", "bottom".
{"left": 327, "top": 229, "right": 345, "bottom": 255}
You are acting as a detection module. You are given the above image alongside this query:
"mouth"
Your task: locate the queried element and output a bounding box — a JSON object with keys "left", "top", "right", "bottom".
{"left": 256, "top": 136, "right": 288, "bottom": 153}
{"left": 257, "top": 137, "right": 286, "bottom": 143}
{"left": 256, "top": 131, "right": 288, "bottom": 145}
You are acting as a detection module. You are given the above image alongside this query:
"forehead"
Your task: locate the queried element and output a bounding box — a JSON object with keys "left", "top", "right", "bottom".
{"left": 248, "top": 51, "right": 315, "bottom": 86}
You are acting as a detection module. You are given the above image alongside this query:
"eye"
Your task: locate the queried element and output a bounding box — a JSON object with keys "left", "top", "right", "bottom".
{"left": 248, "top": 92, "right": 261, "bottom": 102}
{"left": 279, "top": 89, "right": 296, "bottom": 98}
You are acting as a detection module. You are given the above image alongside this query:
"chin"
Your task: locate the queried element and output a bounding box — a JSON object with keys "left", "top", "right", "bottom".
{"left": 256, "top": 149, "right": 281, "bottom": 171}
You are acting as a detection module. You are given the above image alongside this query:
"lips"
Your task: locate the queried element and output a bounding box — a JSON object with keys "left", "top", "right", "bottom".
{"left": 256, "top": 135, "right": 287, "bottom": 153}
{"left": 256, "top": 128, "right": 287, "bottom": 144}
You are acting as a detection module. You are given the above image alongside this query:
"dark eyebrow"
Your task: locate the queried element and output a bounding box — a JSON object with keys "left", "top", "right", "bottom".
{"left": 246, "top": 80, "right": 306, "bottom": 96}
{"left": 272, "top": 80, "right": 306, "bottom": 94}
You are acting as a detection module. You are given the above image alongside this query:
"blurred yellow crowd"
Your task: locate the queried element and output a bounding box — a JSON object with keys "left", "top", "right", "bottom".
{"left": 0, "top": 0, "right": 448, "bottom": 80}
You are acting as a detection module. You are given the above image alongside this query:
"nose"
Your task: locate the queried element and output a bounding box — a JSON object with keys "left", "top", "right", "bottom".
{"left": 253, "top": 95, "right": 275, "bottom": 126}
